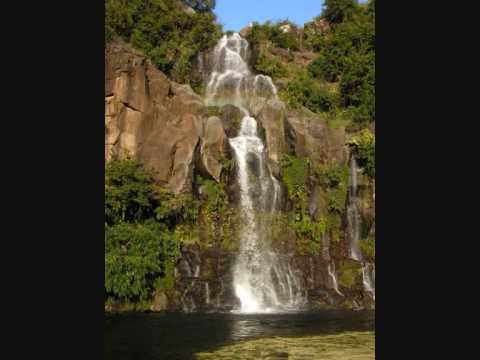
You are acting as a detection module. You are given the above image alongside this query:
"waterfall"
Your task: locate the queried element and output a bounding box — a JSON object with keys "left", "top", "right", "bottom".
{"left": 346, "top": 155, "right": 376, "bottom": 301}
{"left": 205, "top": 282, "right": 210, "bottom": 305}
{"left": 346, "top": 156, "right": 362, "bottom": 262}
{"left": 322, "top": 233, "right": 343, "bottom": 297}
{"left": 206, "top": 33, "right": 304, "bottom": 313}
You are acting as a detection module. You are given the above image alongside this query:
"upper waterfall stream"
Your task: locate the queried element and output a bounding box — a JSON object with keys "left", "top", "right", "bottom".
{"left": 206, "top": 33, "right": 304, "bottom": 313}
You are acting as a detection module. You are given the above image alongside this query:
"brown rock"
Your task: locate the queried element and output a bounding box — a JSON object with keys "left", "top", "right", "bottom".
{"left": 257, "top": 99, "right": 287, "bottom": 164}
{"left": 220, "top": 104, "right": 243, "bottom": 137}
{"left": 105, "top": 40, "right": 207, "bottom": 193}
{"left": 150, "top": 291, "right": 168, "bottom": 312}
{"left": 286, "top": 114, "right": 346, "bottom": 165}
{"left": 198, "top": 116, "right": 227, "bottom": 181}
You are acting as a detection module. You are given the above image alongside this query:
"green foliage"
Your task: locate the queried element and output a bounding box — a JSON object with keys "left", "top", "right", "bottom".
{"left": 360, "top": 235, "right": 375, "bottom": 261}
{"left": 314, "top": 162, "right": 349, "bottom": 240}
{"left": 105, "top": 158, "right": 156, "bottom": 225}
{"left": 207, "top": 106, "right": 222, "bottom": 117}
{"left": 281, "top": 72, "right": 339, "bottom": 113}
{"left": 348, "top": 129, "right": 375, "bottom": 178}
{"left": 105, "top": 221, "right": 179, "bottom": 301}
{"left": 322, "top": 0, "right": 359, "bottom": 25}
{"left": 197, "top": 176, "right": 227, "bottom": 214}
{"left": 247, "top": 21, "right": 300, "bottom": 51}
{"left": 304, "top": 1, "right": 375, "bottom": 125}
{"left": 254, "top": 54, "right": 288, "bottom": 79}
{"left": 338, "top": 260, "right": 360, "bottom": 288}
{"left": 279, "top": 154, "right": 325, "bottom": 254}
{"left": 105, "top": 0, "right": 222, "bottom": 83}
{"left": 155, "top": 188, "right": 199, "bottom": 227}
{"left": 279, "top": 154, "right": 309, "bottom": 200}
{"left": 316, "top": 163, "right": 349, "bottom": 188}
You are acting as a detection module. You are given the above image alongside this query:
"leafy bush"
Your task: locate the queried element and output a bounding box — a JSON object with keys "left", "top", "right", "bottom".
{"left": 305, "top": 1, "right": 375, "bottom": 124}
{"left": 279, "top": 154, "right": 310, "bottom": 199}
{"left": 105, "top": 158, "right": 156, "bottom": 225}
{"left": 155, "top": 188, "right": 199, "bottom": 227}
{"left": 316, "top": 163, "right": 349, "bottom": 188}
{"left": 322, "top": 0, "right": 359, "bottom": 25}
{"left": 282, "top": 72, "right": 338, "bottom": 113}
{"left": 254, "top": 54, "right": 288, "bottom": 78}
{"left": 106, "top": 0, "right": 222, "bottom": 83}
{"left": 105, "top": 221, "right": 179, "bottom": 301}
{"left": 247, "top": 21, "right": 300, "bottom": 51}
{"left": 348, "top": 129, "right": 375, "bottom": 178}
{"left": 360, "top": 235, "right": 375, "bottom": 260}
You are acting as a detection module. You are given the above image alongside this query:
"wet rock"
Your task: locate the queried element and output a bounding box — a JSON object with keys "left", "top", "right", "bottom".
{"left": 257, "top": 98, "right": 287, "bottom": 164}
{"left": 220, "top": 104, "right": 243, "bottom": 137}
{"left": 198, "top": 116, "right": 227, "bottom": 181}
{"left": 150, "top": 291, "right": 168, "bottom": 312}
{"left": 286, "top": 114, "right": 346, "bottom": 166}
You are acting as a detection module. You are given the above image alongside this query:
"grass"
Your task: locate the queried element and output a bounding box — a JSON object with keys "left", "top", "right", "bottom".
{"left": 195, "top": 331, "right": 374, "bottom": 359}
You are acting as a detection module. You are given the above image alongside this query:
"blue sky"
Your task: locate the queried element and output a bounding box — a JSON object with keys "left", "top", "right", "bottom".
{"left": 214, "top": 0, "right": 325, "bottom": 32}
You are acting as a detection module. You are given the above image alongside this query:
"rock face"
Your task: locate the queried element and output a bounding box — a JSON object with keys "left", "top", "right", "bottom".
{"left": 150, "top": 291, "right": 168, "bottom": 312}
{"left": 285, "top": 113, "right": 346, "bottom": 166}
{"left": 198, "top": 116, "right": 227, "bottom": 181}
{"left": 257, "top": 99, "right": 287, "bottom": 164}
{"left": 105, "top": 41, "right": 207, "bottom": 193}
{"left": 105, "top": 39, "right": 374, "bottom": 312}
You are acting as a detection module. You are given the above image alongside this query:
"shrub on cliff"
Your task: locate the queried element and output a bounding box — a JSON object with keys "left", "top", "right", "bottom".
{"left": 254, "top": 54, "right": 288, "bottom": 78}
{"left": 305, "top": 0, "right": 375, "bottom": 124}
{"left": 322, "top": 0, "right": 359, "bottom": 25}
{"left": 247, "top": 21, "right": 300, "bottom": 51}
{"left": 282, "top": 72, "right": 338, "bottom": 113}
{"left": 105, "top": 158, "right": 156, "bottom": 225}
{"left": 105, "top": 0, "right": 222, "bottom": 83}
{"left": 348, "top": 129, "right": 375, "bottom": 178}
{"left": 105, "top": 221, "right": 179, "bottom": 301}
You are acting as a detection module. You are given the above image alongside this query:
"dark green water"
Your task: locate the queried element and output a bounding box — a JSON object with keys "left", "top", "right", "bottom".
{"left": 105, "top": 310, "right": 374, "bottom": 360}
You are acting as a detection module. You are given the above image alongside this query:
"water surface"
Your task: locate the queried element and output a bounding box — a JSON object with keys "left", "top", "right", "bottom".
{"left": 105, "top": 310, "right": 374, "bottom": 360}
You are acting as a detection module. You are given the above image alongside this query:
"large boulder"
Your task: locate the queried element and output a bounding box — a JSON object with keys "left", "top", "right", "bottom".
{"left": 197, "top": 116, "right": 227, "bottom": 181}
{"left": 257, "top": 98, "right": 287, "bottom": 164}
{"left": 105, "top": 40, "right": 206, "bottom": 193}
{"left": 220, "top": 104, "right": 243, "bottom": 138}
{"left": 286, "top": 114, "right": 346, "bottom": 166}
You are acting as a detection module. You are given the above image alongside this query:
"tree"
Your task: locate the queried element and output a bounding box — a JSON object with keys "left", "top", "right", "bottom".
{"left": 322, "top": 0, "right": 359, "bottom": 25}
{"left": 105, "top": 159, "right": 156, "bottom": 225}
{"left": 105, "top": 221, "right": 178, "bottom": 301}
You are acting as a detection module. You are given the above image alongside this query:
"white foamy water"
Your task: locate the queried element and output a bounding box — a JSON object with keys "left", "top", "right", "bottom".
{"left": 206, "top": 33, "right": 304, "bottom": 313}
{"left": 346, "top": 155, "right": 375, "bottom": 301}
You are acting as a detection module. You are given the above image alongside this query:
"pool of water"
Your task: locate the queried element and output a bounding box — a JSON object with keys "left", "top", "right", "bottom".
{"left": 105, "top": 310, "right": 375, "bottom": 360}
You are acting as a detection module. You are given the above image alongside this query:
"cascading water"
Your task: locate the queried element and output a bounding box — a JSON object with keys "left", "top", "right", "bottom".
{"left": 206, "top": 33, "right": 304, "bottom": 313}
{"left": 346, "top": 155, "right": 375, "bottom": 301}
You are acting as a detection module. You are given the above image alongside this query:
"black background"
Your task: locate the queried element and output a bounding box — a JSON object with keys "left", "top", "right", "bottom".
{"left": 0, "top": 1, "right": 477, "bottom": 359}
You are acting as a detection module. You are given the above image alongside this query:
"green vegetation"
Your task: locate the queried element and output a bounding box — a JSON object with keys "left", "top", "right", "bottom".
{"left": 206, "top": 106, "right": 222, "bottom": 117}
{"left": 348, "top": 129, "right": 375, "bottom": 178}
{"left": 314, "top": 162, "right": 350, "bottom": 242}
{"left": 281, "top": 71, "right": 340, "bottom": 113}
{"left": 338, "top": 260, "right": 361, "bottom": 288}
{"left": 105, "top": 221, "right": 178, "bottom": 301}
{"left": 105, "top": 158, "right": 156, "bottom": 226}
{"left": 105, "top": 158, "right": 196, "bottom": 304}
{"left": 196, "top": 331, "right": 375, "bottom": 359}
{"left": 306, "top": 0, "right": 375, "bottom": 125}
{"left": 322, "top": 0, "right": 359, "bottom": 25}
{"left": 360, "top": 235, "right": 375, "bottom": 261}
{"left": 247, "top": 21, "right": 301, "bottom": 51}
{"left": 105, "top": 0, "right": 222, "bottom": 84}
{"left": 253, "top": 54, "right": 288, "bottom": 78}
{"left": 279, "top": 154, "right": 324, "bottom": 254}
